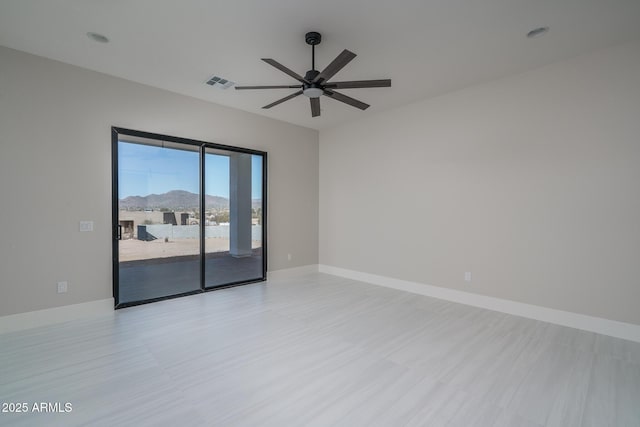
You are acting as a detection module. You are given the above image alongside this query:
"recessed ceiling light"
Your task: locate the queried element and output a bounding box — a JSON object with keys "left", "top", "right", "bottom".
{"left": 527, "top": 26, "right": 549, "bottom": 39}
{"left": 86, "top": 32, "right": 109, "bottom": 43}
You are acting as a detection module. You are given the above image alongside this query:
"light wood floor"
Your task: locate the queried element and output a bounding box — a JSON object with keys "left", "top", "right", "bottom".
{"left": 1, "top": 273, "right": 639, "bottom": 426}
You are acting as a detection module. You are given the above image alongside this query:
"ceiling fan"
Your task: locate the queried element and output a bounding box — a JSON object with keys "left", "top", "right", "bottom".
{"left": 235, "top": 32, "right": 391, "bottom": 117}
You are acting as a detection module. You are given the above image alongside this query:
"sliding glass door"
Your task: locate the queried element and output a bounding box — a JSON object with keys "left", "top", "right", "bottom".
{"left": 204, "top": 149, "right": 264, "bottom": 288}
{"left": 112, "top": 128, "right": 266, "bottom": 308}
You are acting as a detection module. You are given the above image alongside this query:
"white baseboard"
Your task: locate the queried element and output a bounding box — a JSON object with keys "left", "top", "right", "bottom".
{"left": 319, "top": 264, "right": 640, "bottom": 343}
{"left": 268, "top": 264, "right": 319, "bottom": 281}
{"left": 0, "top": 298, "right": 114, "bottom": 335}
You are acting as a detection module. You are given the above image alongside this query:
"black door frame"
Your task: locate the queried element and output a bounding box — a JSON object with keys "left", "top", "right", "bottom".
{"left": 111, "top": 127, "right": 267, "bottom": 309}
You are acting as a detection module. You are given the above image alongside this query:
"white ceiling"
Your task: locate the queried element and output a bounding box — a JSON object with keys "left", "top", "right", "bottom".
{"left": 1, "top": 0, "right": 639, "bottom": 130}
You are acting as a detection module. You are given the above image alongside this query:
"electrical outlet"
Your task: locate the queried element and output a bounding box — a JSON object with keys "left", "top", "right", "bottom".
{"left": 79, "top": 221, "right": 94, "bottom": 232}
{"left": 464, "top": 272, "right": 472, "bottom": 282}
{"left": 57, "top": 281, "right": 68, "bottom": 293}
{"left": 287, "top": 253, "right": 292, "bottom": 261}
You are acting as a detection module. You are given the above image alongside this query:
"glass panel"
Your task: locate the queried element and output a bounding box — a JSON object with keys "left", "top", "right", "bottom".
{"left": 204, "top": 149, "right": 264, "bottom": 287}
{"left": 117, "top": 140, "right": 201, "bottom": 303}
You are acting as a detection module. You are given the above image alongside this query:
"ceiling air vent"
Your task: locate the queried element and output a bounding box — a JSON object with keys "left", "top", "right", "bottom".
{"left": 206, "top": 76, "right": 235, "bottom": 89}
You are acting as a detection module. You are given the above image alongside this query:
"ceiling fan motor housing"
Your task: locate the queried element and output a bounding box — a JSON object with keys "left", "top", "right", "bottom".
{"left": 305, "top": 69, "right": 320, "bottom": 81}
{"left": 302, "top": 69, "right": 323, "bottom": 98}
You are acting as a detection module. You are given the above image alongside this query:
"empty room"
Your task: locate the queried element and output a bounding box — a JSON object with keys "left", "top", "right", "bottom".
{"left": 1, "top": 1, "right": 640, "bottom": 426}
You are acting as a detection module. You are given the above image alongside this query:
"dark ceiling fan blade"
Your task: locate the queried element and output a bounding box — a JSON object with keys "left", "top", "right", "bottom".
{"left": 235, "top": 85, "right": 302, "bottom": 90}
{"left": 262, "top": 90, "right": 303, "bottom": 109}
{"left": 313, "top": 49, "right": 357, "bottom": 83}
{"left": 323, "top": 89, "right": 369, "bottom": 110}
{"left": 262, "top": 59, "right": 310, "bottom": 84}
{"left": 324, "top": 79, "right": 391, "bottom": 89}
{"left": 310, "top": 98, "right": 321, "bottom": 117}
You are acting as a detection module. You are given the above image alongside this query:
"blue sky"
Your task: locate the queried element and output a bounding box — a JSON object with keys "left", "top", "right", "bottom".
{"left": 118, "top": 142, "right": 262, "bottom": 199}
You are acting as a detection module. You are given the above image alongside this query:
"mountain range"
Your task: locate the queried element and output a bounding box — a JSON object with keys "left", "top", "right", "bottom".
{"left": 119, "top": 190, "right": 261, "bottom": 210}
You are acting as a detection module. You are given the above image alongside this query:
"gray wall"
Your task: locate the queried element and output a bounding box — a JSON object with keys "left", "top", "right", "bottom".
{"left": 320, "top": 41, "right": 640, "bottom": 325}
{"left": 0, "top": 46, "right": 319, "bottom": 316}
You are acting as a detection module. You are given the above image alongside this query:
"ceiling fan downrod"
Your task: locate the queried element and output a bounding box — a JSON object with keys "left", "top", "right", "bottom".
{"left": 305, "top": 31, "right": 322, "bottom": 72}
